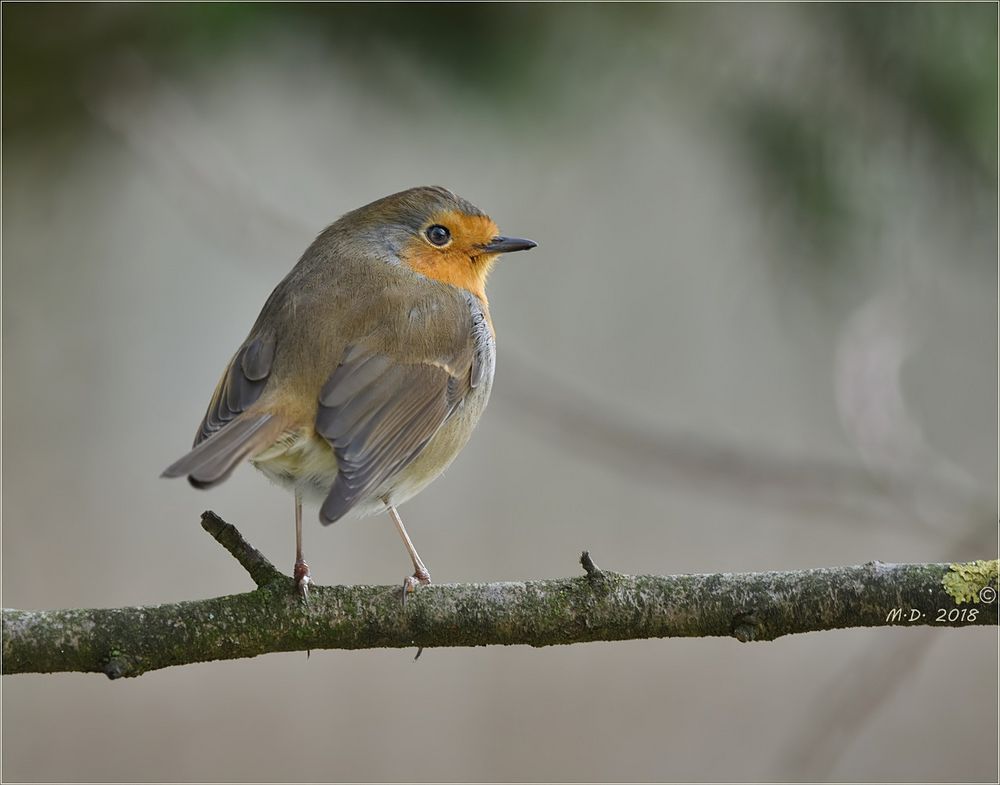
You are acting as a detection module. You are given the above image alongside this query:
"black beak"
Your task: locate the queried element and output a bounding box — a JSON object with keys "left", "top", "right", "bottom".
{"left": 479, "top": 236, "right": 537, "bottom": 254}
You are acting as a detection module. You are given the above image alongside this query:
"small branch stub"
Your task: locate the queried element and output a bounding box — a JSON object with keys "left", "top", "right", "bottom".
{"left": 200, "top": 510, "right": 283, "bottom": 588}
{"left": 581, "top": 551, "right": 604, "bottom": 581}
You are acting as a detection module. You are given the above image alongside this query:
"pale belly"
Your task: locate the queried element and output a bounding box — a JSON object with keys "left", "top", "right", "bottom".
{"left": 251, "top": 384, "right": 491, "bottom": 519}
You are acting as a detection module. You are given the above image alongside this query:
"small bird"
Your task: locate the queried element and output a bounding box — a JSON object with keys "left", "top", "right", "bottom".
{"left": 163, "top": 186, "right": 536, "bottom": 598}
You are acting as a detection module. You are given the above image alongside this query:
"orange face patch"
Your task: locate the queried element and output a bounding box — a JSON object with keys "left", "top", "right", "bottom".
{"left": 400, "top": 210, "right": 501, "bottom": 304}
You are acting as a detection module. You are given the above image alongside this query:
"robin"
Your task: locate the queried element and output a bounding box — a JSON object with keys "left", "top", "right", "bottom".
{"left": 162, "top": 186, "right": 536, "bottom": 598}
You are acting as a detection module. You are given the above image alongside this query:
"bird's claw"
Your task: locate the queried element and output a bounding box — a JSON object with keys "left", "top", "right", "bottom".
{"left": 294, "top": 559, "right": 312, "bottom": 602}
{"left": 400, "top": 568, "right": 432, "bottom": 605}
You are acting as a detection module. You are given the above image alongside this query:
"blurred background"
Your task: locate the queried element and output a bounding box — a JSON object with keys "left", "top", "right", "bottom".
{"left": 2, "top": 3, "right": 997, "bottom": 782}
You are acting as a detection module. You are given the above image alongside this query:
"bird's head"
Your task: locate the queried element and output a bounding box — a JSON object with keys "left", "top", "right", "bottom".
{"left": 341, "top": 186, "right": 536, "bottom": 303}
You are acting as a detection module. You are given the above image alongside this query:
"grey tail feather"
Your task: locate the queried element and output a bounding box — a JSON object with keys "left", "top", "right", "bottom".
{"left": 161, "top": 413, "right": 280, "bottom": 489}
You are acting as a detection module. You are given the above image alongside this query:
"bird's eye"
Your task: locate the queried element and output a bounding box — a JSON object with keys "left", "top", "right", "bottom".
{"left": 425, "top": 225, "right": 451, "bottom": 246}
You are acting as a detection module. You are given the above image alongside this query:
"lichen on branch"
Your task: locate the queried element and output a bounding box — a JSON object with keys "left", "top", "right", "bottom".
{"left": 942, "top": 560, "right": 999, "bottom": 604}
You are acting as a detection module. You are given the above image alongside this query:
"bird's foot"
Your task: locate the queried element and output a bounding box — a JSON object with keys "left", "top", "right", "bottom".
{"left": 401, "top": 567, "right": 431, "bottom": 605}
{"left": 293, "top": 559, "right": 312, "bottom": 601}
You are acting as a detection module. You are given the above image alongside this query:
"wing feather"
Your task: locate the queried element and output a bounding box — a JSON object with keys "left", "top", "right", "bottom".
{"left": 316, "top": 348, "right": 472, "bottom": 524}
{"left": 161, "top": 332, "right": 278, "bottom": 488}
{"left": 194, "top": 333, "right": 275, "bottom": 446}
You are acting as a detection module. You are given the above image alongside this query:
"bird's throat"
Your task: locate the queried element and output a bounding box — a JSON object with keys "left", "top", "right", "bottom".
{"left": 403, "top": 246, "right": 494, "bottom": 305}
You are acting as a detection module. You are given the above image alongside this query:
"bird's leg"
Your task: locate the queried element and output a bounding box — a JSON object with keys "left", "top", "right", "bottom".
{"left": 293, "top": 491, "right": 311, "bottom": 599}
{"left": 384, "top": 501, "right": 431, "bottom": 602}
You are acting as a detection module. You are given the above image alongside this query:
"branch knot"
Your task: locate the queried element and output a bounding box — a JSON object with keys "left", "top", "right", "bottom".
{"left": 731, "top": 611, "right": 763, "bottom": 643}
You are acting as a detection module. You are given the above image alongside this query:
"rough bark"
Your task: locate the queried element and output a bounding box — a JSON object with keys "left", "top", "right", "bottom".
{"left": 3, "top": 512, "right": 996, "bottom": 679}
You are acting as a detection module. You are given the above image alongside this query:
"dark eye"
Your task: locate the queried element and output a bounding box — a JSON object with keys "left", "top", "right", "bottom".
{"left": 425, "top": 224, "right": 451, "bottom": 246}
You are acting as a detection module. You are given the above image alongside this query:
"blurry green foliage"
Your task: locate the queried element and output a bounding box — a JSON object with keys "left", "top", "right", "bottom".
{"left": 738, "top": 99, "right": 850, "bottom": 258}
{"left": 5, "top": 4, "right": 993, "bottom": 158}
{"left": 836, "top": 3, "right": 998, "bottom": 180}
{"left": 731, "top": 4, "right": 996, "bottom": 265}
{"left": 2, "top": 3, "right": 664, "bottom": 134}
{"left": 3, "top": 2, "right": 994, "bottom": 267}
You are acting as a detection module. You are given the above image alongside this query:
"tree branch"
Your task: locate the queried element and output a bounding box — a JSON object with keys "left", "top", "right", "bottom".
{"left": 3, "top": 512, "right": 996, "bottom": 679}
{"left": 199, "top": 510, "right": 282, "bottom": 587}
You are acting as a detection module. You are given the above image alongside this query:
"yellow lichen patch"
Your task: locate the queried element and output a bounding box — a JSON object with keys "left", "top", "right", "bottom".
{"left": 400, "top": 210, "right": 500, "bottom": 304}
{"left": 942, "top": 560, "right": 999, "bottom": 605}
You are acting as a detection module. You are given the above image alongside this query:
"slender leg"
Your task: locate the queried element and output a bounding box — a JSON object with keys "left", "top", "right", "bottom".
{"left": 293, "top": 491, "right": 311, "bottom": 599}
{"left": 385, "top": 500, "right": 431, "bottom": 602}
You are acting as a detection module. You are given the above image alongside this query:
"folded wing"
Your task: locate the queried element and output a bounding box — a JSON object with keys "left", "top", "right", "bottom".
{"left": 315, "top": 343, "right": 473, "bottom": 523}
